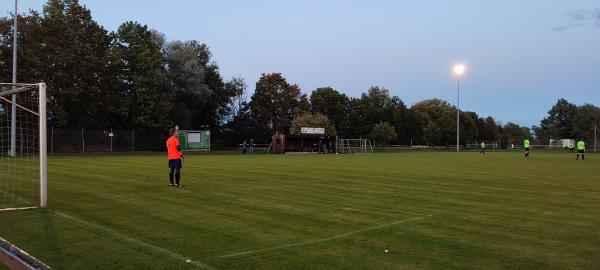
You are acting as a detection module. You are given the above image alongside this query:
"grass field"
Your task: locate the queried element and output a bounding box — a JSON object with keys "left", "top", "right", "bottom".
{"left": 0, "top": 152, "right": 599, "bottom": 269}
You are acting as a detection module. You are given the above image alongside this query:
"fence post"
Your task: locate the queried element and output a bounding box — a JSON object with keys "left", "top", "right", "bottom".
{"left": 594, "top": 124, "right": 597, "bottom": 152}
{"left": 82, "top": 128, "right": 85, "bottom": 153}
{"left": 131, "top": 130, "right": 135, "bottom": 152}
{"left": 50, "top": 126, "right": 54, "bottom": 154}
{"left": 110, "top": 128, "right": 113, "bottom": 153}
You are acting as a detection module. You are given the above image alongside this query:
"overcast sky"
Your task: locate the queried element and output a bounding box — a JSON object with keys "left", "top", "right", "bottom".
{"left": 8, "top": 0, "right": 600, "bottom": 126}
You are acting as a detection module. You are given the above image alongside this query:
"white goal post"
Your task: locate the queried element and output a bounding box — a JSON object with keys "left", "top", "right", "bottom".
{"left": 0, "top": 83, "right": 47, "bottom": 211}
{"left": 338, "top": 138, "right": 373, "bottom": 154}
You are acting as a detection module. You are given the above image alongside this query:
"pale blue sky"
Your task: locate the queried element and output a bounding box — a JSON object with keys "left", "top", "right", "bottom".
{"left": 7, "top": 0, "right": 600, "bottom": 126}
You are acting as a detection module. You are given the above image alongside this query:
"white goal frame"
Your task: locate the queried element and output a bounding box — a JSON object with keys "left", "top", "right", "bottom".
{"left": 0, "top": 83, "right": 47, "bottom": 210}
{"left": 338, "top": 138, "right": 373, "bottom": 154}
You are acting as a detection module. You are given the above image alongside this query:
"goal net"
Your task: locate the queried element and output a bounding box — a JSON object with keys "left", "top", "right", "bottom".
{"left": 0, "top": 83, "right": 47, "bottom": 211}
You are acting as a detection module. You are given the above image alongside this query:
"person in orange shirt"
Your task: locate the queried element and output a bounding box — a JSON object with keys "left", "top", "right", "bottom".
{"left": 166, "top": 127, "right": 184, "bottom": 187}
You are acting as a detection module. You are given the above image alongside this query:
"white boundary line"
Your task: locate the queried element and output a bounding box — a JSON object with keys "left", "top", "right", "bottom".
{"left": 55, "top": 212, "right": 215, "bottom": 270}
{"left": 218, "top": 215, "right": 429, "bottom": 259}
{"left": 0, "top": 207, "right": 38, "bottom": 212}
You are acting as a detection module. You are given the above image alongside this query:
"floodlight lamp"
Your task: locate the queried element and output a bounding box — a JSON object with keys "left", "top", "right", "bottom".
{"left": 453, "top": 64, "right": 465, "bottom": 76}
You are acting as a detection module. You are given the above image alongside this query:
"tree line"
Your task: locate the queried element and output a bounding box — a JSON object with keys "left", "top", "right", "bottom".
{"left": 1, "top": 0, "right": 598, "bottom": 149}
{"left": 535, "top": 99, "right": 600, "bottom": 145}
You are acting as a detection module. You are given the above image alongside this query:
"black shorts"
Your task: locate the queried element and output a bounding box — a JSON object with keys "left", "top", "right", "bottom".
{"left": 168, "top": 159, "right": 182, "bottom": 169}
{"left": 525, "top": 147, "right": 530, "bottom": 151}
{"left": 578, "top": 149, "right": 585, "bottom": 154}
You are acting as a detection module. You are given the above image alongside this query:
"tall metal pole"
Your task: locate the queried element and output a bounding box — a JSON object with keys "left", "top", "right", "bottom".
{"left": 39, "top": 83, "right": 47, "bottom": 208}
{"left": 82, "top": 128, "right": 85, "bottom": 153}
{"left": 456, "top": 76, "right": 460, "bottom": 152}
{"left": 10, "top": 0, "right": 18, "bottom": 157}
{"left": 110, "top": 128, "right": 113, "bottom": 152}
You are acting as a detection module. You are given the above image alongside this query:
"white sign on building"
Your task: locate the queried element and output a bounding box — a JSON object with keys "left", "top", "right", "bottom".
{"left": 300, "top": 127, "right": 325, "bottom": 135}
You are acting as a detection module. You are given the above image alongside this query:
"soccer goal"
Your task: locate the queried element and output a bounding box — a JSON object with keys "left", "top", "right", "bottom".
{"left": 338, "top": 138, "right": 373, "bottom": 154}
{"left": 0, "top": 83, "right": 47, "bottom": 211}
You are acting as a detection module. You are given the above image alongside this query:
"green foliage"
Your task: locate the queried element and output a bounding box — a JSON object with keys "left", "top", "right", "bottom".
{"left": 0, "top": 1, "right": 235, "bottom": 149}
{"left": 571, "top": 104, "right": 600, "bottom": 141}
{"left": 346, "top": 87, "right": 408, "bottom": 142}
{"left": 411, "top": 99, "right": 457, "bottom": 145}
{"left": 480, "top": 116, "right": 501, "bottom": 142}
{"left": 369, "top": 122, "right": 397, "bottom": 146}
{"left": 501, "top": 122, "right": 529, "bottom": 147}
{"left": 290, "top": 113, "right": 337, "bottom": 136}
{"left": 250, "top": 73, "right": 309, "bottom": 138}
{"left": 310, "top": 87, "right": 350, "bottom": 136}
{"left": 540, "top": 99, "right": 578, "bottom": 139}
{"left": 540, "top": 99, "right": 600, "bottom": 142}
{"left": 422, "top": 122, "right": 441, "bottom": 144}
{"left": 40, "top": 0, "right": 113, "bottom": 128}
{"left": 110, "top": 21, "right": 169, "bottom": 129}
{"left": 225, "top": 77, "right": 248, "bottom": 118}
{"left": 0, "top": 11, "right": 45, "bottom": 83}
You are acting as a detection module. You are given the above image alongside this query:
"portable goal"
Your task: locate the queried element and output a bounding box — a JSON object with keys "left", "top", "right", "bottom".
{"left": 338, "top": 138, "right": 373, "bottom": 154}
{"left": 0, "top": 83, "right": 47, "bottom": 211}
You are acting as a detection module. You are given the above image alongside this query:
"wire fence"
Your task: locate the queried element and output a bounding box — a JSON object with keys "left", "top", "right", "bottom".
{"left": 375, "top": 144, "right": 599, "bottom": 153}
{"left": 49, "top": 128, "right": 167, "bottom": 153}
{"left": 46, "top": 128, "right": 600, "bottom": 154}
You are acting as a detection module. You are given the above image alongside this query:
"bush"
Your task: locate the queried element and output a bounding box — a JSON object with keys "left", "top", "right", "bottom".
{"left": 369, "top": 122, "right": 397, "bottom": 146}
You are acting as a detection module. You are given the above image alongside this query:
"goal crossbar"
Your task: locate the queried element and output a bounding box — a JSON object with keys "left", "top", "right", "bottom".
{"left": 0, "top": 83, "right": 40, "bottom": 97}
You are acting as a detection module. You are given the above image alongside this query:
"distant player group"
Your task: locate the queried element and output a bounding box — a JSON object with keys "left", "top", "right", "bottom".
{"left": 165, "top": 126, "right": 589, "bottom": 187}
{"left": 480, "top": 138, "right": 586, "bottom": 160}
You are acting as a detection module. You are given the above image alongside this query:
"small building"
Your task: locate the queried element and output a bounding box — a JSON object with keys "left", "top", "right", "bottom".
{"left": 271, "top": 127, "right": 337, "bottom": 154}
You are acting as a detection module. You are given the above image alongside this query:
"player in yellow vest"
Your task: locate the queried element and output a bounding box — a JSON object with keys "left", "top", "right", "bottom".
{"left": 576, "top": 139, "right": 585, "bottom": 160}
{"left": 480, "top": 141, "right": 486, "bottom": 155}
{"left": 524, "top": 139, "right": 531, "bottom": 159}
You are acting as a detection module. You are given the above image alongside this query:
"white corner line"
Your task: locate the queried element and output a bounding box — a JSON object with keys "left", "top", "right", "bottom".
{"left": 218, "top": 215, "right": 429, "bottom": 259}
{"left": 55, "top": 212, "right": 216, "bottom": 270}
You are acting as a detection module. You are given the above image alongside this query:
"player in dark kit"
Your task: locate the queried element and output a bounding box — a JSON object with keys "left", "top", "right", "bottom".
{"left": 166, "top": 128, "right": 184, "bottom": 187}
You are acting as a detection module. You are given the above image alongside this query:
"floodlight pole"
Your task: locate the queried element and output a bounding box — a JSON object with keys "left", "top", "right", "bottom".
{"left": 456, "top": 75, "right": 460, "bottom": 152}
{"left": 10, "top": 0, "right": 18, "bottom": 157}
